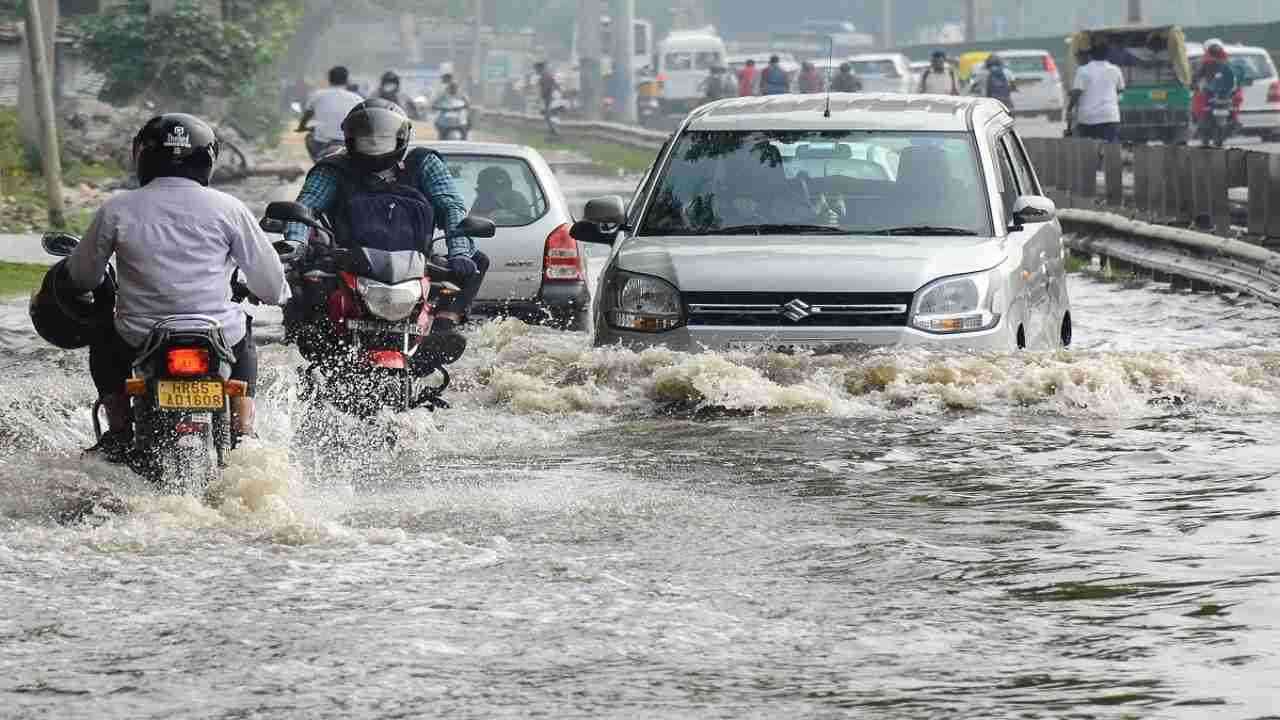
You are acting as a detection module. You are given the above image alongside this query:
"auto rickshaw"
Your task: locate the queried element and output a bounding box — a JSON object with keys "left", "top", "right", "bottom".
{"left": 1067, "top": 25, "right": 1192, "bottom": 144}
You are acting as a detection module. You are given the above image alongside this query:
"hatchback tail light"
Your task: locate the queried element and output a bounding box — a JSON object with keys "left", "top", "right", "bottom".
{"left": 166, "top": 348, "right": 211, "bottom": 377}
{"left": 1268, "top": 80, "right": 1280, "bottom": 104}
{"left": 543, "top": 223, "right": 583, "bottom": 282}
{"left": 1042, "top": 54, "right": 1058, "bottom": 73}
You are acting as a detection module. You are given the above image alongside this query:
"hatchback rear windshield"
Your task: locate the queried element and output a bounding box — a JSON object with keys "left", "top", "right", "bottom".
{"left": 443, "top": 155, "right": 549, "bottom": 227}
{"left": 639, "top": 130, "right": 992, "bottom": 237}
{"left": 1002, "top": 55, "right": 1052, "bottom": 73}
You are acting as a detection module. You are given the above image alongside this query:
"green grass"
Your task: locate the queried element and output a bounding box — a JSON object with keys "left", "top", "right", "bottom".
{"left": 0, "top": 261, "right": 48, "bottom": 298}
{"left": 493, "top": 125, "right": 656, "bottom": 174}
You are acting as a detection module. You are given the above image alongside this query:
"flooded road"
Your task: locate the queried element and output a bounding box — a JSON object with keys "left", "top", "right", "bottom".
{"left": 3, "top": 182, "right": 1280, "bottom": 716}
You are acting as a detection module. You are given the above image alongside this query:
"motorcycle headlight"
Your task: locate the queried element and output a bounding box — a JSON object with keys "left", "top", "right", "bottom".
{"left": 356, "top": 277, "right": 423, "bottom": 321}
{"left": 910, "top": 270, "right": 1003, "bottom": 334}
{"left": 606, "top": 271, "right": 684, "bottom": 333}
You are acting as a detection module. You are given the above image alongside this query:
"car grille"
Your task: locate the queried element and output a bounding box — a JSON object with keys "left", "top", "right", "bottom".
{"left": 684, "top": 291, "right": 913, "bottom": 328}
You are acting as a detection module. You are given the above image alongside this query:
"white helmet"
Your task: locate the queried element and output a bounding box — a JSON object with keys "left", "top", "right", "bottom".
{"left": 1205, "top": 38, "right": 1225, "bottom": 53}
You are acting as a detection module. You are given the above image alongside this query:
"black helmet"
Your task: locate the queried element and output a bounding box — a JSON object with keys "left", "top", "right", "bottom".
{"left": 132, "top": 113, "right": 219, "bottom": 187}
{"left": 29, "top": 259, "right": 116, "bottom": 350}
{"left": 380, "top": 70, "right": 400, "bottom": 88}
{"left": 341, "top": 98, "right": 414, "bottom": 173}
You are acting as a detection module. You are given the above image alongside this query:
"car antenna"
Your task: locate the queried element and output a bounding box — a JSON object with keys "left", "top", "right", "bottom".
{"left": 823, "top": 35, "right": 834, "bottom": 118}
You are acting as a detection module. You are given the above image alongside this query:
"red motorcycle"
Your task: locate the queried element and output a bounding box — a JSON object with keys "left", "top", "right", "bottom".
{"left": 260, "top": 201, "right": 495, "bottom": 417}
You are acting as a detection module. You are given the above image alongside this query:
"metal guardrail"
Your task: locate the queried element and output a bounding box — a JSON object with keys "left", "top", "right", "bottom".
{"left": 477, "top": 107, "right": 669, "bottom": 152}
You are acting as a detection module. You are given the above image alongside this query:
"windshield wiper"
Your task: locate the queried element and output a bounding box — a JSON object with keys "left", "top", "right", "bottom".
{"left": 713, "top": 224, "right": 852, "bottom": 235}
{"left": 865, "top": 225, "right": 979, "bottom": 236}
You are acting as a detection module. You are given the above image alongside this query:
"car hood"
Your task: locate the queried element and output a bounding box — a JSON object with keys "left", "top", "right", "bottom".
{"left": 614, "top": 234, "right": 1007, "bottom": 294}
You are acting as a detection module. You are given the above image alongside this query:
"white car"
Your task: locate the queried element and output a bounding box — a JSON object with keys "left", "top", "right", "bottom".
{"left": 420, "top": 141, "right": 590, "bottom": 328}
{"left": 847, "top": 53, "right": 914, "bottom": 94}
{"left": 1188, "top": 42, "right": 1280, "bottom": 141}
{"left": 968, "top": 50, "right": 1065, "bottom": 121}
{"left": 574, "top": 94, "right": 1071, "bottom": 352}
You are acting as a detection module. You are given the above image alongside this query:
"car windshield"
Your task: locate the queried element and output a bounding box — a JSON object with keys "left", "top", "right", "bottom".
{"left": 638, "top": 130, "right": 991, "bottom": 237}
{"left": 1002, "top": 55, "right": 1049, "bottom": 73}
{"left": 443, "top": 155, "right": 549, "bottom": 227}
{"left": 851, "top": 60, "right": 898, "bottom": 76}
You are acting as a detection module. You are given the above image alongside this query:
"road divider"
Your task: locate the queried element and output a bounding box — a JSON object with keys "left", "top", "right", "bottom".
{"left": 477, "top": 108, "right": 668, "bottom": 152}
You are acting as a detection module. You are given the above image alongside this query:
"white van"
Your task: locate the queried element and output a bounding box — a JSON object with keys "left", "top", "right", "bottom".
{"left": 658, "top": 28, "right": 726, "bottom": 113}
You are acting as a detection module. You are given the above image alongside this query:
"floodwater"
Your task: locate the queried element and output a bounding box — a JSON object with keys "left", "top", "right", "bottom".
{"left": 3, "top": 248, "right": 1280, "bottom": 718}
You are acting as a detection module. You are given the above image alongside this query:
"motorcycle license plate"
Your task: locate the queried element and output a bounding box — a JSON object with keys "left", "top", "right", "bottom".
{"left": 156, "top": 380, "right": 224, "bottom": 410}
{"left": 348, "top": 319, "right": 429, "bottom": 336}
{"left": 1213, "top": 108, "right": 1232, "bottom": 118}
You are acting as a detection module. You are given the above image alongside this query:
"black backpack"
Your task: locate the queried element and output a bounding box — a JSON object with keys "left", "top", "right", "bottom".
{"left": 319, "top": 147, "right": 440, "bottom": 256}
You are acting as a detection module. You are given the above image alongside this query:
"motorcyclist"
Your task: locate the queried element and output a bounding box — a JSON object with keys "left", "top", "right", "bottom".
{"left": 920, "top": 50, "right": 960, "bottom": 95}
{"left": 297, "top": 66, "right": 365, "bottom": 161}
{"left": 376, "top": 70, "right": 420, "bottom": 119}
{"left": 37, "top": 114, "right": 290, "bottom": 460}
{"left": 830, "top": 62, "right": 863, "bottom": 93}
{"left": 433, "top": 81, "right": 471, "bottom": 139}
{"left": 283, "top": 99, "right": 488, "bottom": 339}
{"left": 797, "top": 61, "right": 824, "bottom": 94}
{"left": 1193, "top": 39, "right": 1241, "bottom": 131}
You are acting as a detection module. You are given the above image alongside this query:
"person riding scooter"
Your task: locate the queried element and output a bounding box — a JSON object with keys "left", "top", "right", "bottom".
{"left": 377, "top": 70, "right": 420, "bottom": 120}
{"left": 433, "top": 82, "right": 471, "bottom": 140}
{"left": 31, "top": 114, "right": 290, "bottom": 461}
{"left": 283, "top": 99, "right": 487, "bottom": 350}
{"left": 298, "top": 66, "right": 364, "bottom": 161}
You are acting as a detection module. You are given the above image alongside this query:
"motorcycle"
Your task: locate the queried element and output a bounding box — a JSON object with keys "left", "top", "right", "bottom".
{"left": 260, "top": 201, "right": 495, "bottom": 417}
{"left": 433, "top": 97, "right": 470, "bottom": 141}
{"left": 41, "top": 232, "right": 244, "bottom": 492}
{"left": 303, "top": 129, "right": 345, "bottom": 162}
{"left": 1196, "top": 91, "right": 1239, "bottom": 148}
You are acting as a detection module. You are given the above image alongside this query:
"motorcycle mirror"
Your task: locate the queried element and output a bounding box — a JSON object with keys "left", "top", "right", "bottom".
{"left": 264, "top": 201, "right": 322, "bottom": 229}
{"left": 41, "top": 231, "right": 80, "bottom": 257}
{"left": 260, "top": 217, "right": 287, "bottom": 234}
{"left": 458, "top": 216, "right": 497, "bottom": 238}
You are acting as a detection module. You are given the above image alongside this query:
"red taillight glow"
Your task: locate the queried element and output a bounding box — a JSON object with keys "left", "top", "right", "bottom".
{"left": 1043, "top": 54, "right": 1057, "bottom": 73}
{"left": 543, "top": 223, "right": 583, "bottom": 282}
{"left": 166, "top": 348, "right": 210, "bottom": 377}
{"left": 1268, "top": 80, "right": 1280, "bottom": 104}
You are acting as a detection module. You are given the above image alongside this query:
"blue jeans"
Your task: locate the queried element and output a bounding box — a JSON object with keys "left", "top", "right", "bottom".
{"left": 1078, "top": 122, "right": 1120, "bottom": 143}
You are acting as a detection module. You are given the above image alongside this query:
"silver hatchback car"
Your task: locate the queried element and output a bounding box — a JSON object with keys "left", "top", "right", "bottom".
{"left": 572, "top": 94, "right": 1072, "bottom": 352}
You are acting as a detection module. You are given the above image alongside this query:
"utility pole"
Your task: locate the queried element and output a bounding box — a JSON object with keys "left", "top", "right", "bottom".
{"left": 469, "top": 0, "right": 485, "bottom": 99}
{"left": 612, "top": 0, "right": 636, "bottom": 124}
{"left": 578, "top": 0, "right": 603, "bottom": 121}
{"left": 965, "top": 0, "right": 977, "bottom": 43}
{"left": 1127, "top": 0, "right": 1144, "bottom": 23}
{"left": 18, "top": 0, "right": 56, "bottom": 158}
{"left": 881, "top": 0, "right": 892, "bottom": 50}
{"left": 23, "top": 0, "right": 65, "bottom": 228}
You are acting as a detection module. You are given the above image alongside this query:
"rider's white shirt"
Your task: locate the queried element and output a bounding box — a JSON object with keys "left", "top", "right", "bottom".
{"left": 306, "top": 86, "right": 365, "bottom": 142}
{"left": 67, "top": 178, "right": 290, "bottom": 347}
{"left": 1073, "top": 60, "right": 1126, "bottom": 126}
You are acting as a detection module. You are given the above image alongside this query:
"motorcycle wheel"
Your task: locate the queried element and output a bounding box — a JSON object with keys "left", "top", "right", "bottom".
{"left": 135, "top": 410, "right": 221, "bottom": 495}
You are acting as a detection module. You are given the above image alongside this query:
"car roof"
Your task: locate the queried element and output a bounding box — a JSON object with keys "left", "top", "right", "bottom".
{"left": 686, "top": 93, "right": 1005, "bottom": 132}
{"left": 411, "top": 140, "right": 545, "bottom": 163}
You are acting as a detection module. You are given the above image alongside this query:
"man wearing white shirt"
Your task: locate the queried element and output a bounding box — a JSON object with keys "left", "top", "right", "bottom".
{"left": 297, "top": 66, "right": 365, "bottom": 157}
{"left": 1069, "top": 44, "right": 1126, "bottom": 142}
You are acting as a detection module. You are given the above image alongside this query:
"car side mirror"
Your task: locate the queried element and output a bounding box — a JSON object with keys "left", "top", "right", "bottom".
{"left": 583, "top": 195, "right": 626, "bottom": 225}
{"left": 41, "top": 231, "right": 80, "bottom": 257}
{"left": 570, "top": 220, "right": 617, "bottom": 246}
{"left": 459, "top": 215, "right": 497, "bottom": 238}
{"left": 264, "top": 201, "right": 321, "bottom": 229}
{"left": 1011, "top": 195, "right": 1056, "bottom": 227}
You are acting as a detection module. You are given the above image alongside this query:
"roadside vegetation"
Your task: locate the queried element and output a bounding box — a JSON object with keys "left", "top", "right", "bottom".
{"left": 0, "top": 109, "right": 121, "bottom": 234}
{"left": 0, "top": 261, "right": 48, "bottom": 298}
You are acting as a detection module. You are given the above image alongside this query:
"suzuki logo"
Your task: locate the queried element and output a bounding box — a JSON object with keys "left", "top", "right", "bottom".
{"left": 781, "top": 299, "right": 814, "bottom": 322}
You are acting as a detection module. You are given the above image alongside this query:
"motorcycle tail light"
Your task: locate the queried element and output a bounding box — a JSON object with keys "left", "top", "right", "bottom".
{"left": 543, "top": 223, "right": 583, "bottom": 282}
{"left": 166, "top": 348, "right": 210, "bottom": 377}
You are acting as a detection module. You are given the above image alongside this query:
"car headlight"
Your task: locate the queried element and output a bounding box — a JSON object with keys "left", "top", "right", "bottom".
{"left": 356, "top": 277, "right": 423, "bottom": 321}
{"left": 606, "top": 271, "right": 684, "bottom": 332}
{"left": 910, "top": 270, "right": 1003, "bottom": 334}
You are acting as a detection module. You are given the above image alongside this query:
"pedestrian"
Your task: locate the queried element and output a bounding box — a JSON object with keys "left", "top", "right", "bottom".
{"left": 830, "top": 62, "right": 863, "bottom": 93}
{"left": 797, "top": 61, "right": 824, "bottom": 94}
{"left": 980, "top": 54, "right": 1016, "bottom": 112}
{"left": 761, "top": 55, "right": 790, "bottom": 95}
{"left": 534, "top": 61, "right": 562, "bottom": 138}
{"left": 738, "top": 58, "right": 758, "bottom": 97}
{"left": 919, "top": 50, "right": 960, "bottom": 95}
{"left": 1068, "top": 43, "right": 1125, "bottom": 142}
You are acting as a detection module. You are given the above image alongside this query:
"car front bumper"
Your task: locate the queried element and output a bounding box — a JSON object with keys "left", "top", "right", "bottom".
{"left": 594, "top": 320, "right": 1017, "bottom": 353}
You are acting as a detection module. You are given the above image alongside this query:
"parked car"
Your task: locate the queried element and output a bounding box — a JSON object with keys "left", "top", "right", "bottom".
{"left": 967, "top": 49, "right": 1065, "bottom": 121}
{"left": 572, "top": 94, "right": 1070, "bottom": 352}
{"left": 847, "top": 53, "right": 914, "bottom": 94}
{"left": 1187, "top": 42, "right": 1280, "bottom": 142}
{"left": 421, "top": 141, "right": 590, "bottom": 329}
